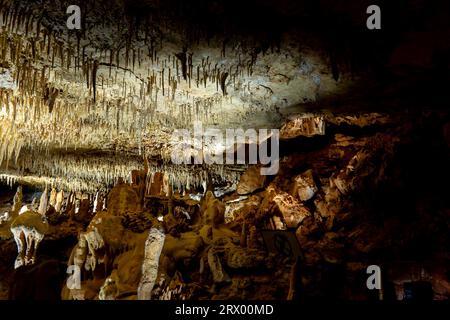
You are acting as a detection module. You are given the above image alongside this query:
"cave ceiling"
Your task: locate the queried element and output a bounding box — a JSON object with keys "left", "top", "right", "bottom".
{"left": 0, "top": 0, "right": 449, "bottom": 191}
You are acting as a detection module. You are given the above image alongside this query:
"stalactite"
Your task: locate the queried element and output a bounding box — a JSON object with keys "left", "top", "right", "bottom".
{"left": 220, "top": 72, "right": 229, "bottom": 96}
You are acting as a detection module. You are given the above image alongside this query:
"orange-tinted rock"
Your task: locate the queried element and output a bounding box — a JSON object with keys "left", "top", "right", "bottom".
{"left": 147, "top": 172, "right": 165, "bottom": 196}
{"left": 280, "top": 116, "right": 325, "bottom": 139}
{"left": 107, "top": 183, "right": 141, "bottom": 215}
{"left": 273, "top": 191, "right": 310, "bottom": 228}
{"left": 237, "top": 166, "right": 266, "bottom": 195}
{"left": 291, "top": 169, "right": 318, "bottom": 201}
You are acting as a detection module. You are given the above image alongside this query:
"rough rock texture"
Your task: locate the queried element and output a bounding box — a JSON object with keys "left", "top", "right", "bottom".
{"left": 10, "top": 186, "right": 22, "bottom": 216}
{"left": 280, "top": 116, "right": 326, "bottom": 139}
{"left": 272, "top": 190, "right": 311, "bottom": 228}
{"left": 137, "top": 228, "right": 165, "bottom": 300}
{"left": 107, "top": 182, "right": 141, "bottom": 215}
{"left": 291, "top": 169, "right": 318, "bottom": 201}
{"left": 10, "top": 211, "right": 48, "bottom": 269}
{"left": 237, "top": 166, "right": 266, "bottom": 195}
{"left": 1, "top": 110, "right": 449, "bottom": 300}
{"left": 0, "top": 0, "right": 449, "bottom": 301}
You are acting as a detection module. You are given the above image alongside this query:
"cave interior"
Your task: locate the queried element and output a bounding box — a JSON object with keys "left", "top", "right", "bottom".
{"left": 0, "top": 0, "right": 449, "bottom": 301}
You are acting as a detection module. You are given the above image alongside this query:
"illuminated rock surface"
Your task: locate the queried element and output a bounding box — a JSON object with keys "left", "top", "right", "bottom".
{"left": 0, "top": 0, "right": 449, "bottom": 301}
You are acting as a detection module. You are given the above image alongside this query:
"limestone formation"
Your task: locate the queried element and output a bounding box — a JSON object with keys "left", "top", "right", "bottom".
{"left": 291, "top": 169, "right": 318, "bottom": 201}
{"left": 11, "top": 186, "right": 22, "bottom": 216}
{"left": 10, "top": 210, "right": 49, "bottom": 269}
{"left": 237, "top": 166, "right": 266, "bottom": 195}
{"left": 207, "top": 248, "right": 231, "bottom": 283}
{"left": 137, "top": 228, "right": 166, "bottom": 300}
{"left": 280, "top": 115, "right": 325, "bottom": 139}
{"left": 55, "top": 191, "right": 64, "bottom": 213}
{"left": 273, "top": 191, "right": 310, "bottom": 228}
{"left": 0, "top": 0, "right": 448, "bottom": 302}
{"left": 38, "top": 186, "right": 48, "bottom": 216}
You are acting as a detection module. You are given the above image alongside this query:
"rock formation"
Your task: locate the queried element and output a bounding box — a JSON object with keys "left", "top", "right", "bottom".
{"left": 0, "top": 0, "right": 448, "bottom": 302}
{"left": 10, "top": 210, "right": 48, "bottom": 269}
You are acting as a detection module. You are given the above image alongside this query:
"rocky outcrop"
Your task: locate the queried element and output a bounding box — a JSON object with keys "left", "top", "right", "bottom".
{"left": 237, "top": 166, "right": 266, "bottom": 195}
{"left": 291, "top": 169, "right": 318, "bottom": 201}
{"left": 280, "top": 116, "right": 325, "bottom": 139}
{"left": 273, "top": 190, "right": 311, "bottom": 228}
{"left": 10, "top": 211, "right": 48, "bottom": 269}
{"left": 1, "top": 110, "right": 449, "bottom": 301}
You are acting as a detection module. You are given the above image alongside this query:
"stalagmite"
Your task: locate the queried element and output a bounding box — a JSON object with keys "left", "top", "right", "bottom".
{"left": 49, "top": 187, "right": 57, "bottom": 207}
{"left": 11, "top": 185, "right": 23, "bottom": 215}
{"left": 93, "top": 191, "right": 99, "bottom": 213}
{"left": 18, "top": 205, "right": 29, "bottom": 215}
{"left": 38, "top": 185, "right": 48, "bottom": 215}
{"left": 55, "top": 190, "right": 64, "bottom": 213}
{"left": 0, "top": 0, "right": 429, "bottom": 302}
{"left": 137, "top": 228, "right": 166, "bottom": 300}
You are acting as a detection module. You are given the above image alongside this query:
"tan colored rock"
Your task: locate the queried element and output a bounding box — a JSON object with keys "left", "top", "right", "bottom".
{"left": 291, "top": 169, "right": 318, "bottom": 201}
{"left": 99, "top": 271, "right": 119, "bottom": 300}
{"left": 224, "top": 195, "right": 259, "bottom": 223}
{"left": 11, "top": 186, "right": 23, "bottom": 216}
{"left": 273, "top": 191, "right": 310, "bottom": 228}
{"left": 314, "top": 193, "right": 340, "bottom": 219}
{"left": 272, "top": 216, "right": 286, "bottom": 230}
{"left": 202, "top": 191, "right": 225, "bottom": 227}
{"left": 70, "top": 211, "right": 126, "bottom": 276}
{"left": 224, "top": 201, "right": 246, "bottom": 223}
{"left": 163, "top": 232, "right": 203, "bottom": 262}
{"left": 280, "top": 115, "right": 325, "bottom": 139}
{"left": 237, "top": 166, "right": 266, "bottom": 195}
{"left": 147, "top": 172, "right": 165, "bottom": 196}
{"left": 10, "top": 210, "right": 49, "bottom": 268}
{"left": 137, "top": 228, "right": 166, "bottom": 300}
{"left": 55, "top": 190, "right": 64, "bottom": 213}
{"left": 332, "top": 150, "right": 370, "bottom": 195}
{"left": 38, "top": 186, "right": 48, "bottom": 216}
{"left": 49, "top": 188, "right": 57, "bottom": 208}
{"left": 330, "top": 113, "right": 391, "bottom": 128}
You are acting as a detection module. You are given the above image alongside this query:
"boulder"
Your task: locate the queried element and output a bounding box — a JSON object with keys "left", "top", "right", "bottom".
{"left": 291, "top": 169, "right": 318, "bottom": 201}
{"left": 202, "top": 191, "right": 225, "bottom": 227}
{"left": 237, "top": 166, "right": 266, "bottom": 195}
{"left": 273, "top": 191, "right": 310, "bottom": 228}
